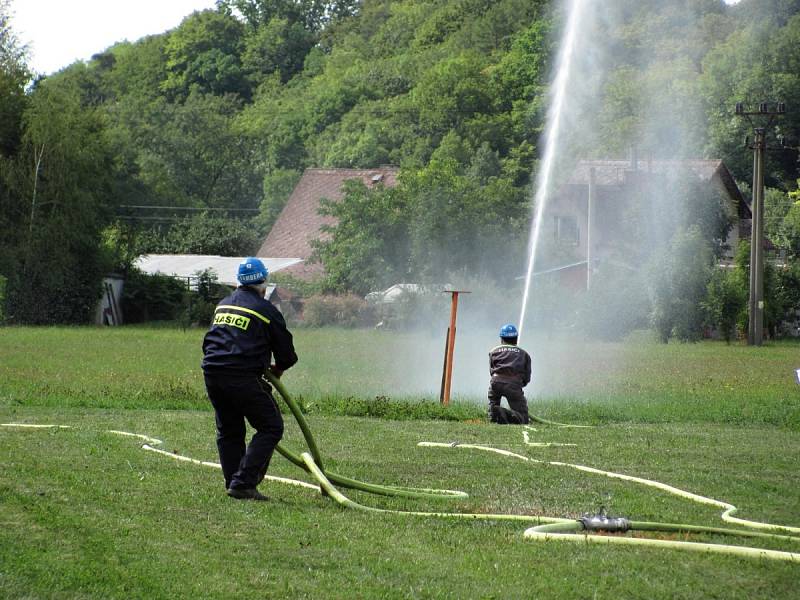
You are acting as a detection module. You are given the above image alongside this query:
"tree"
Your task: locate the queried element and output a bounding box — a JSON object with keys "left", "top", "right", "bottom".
{"left": 774, "top": 261, "right": 800, "bottom": 336}
{"left": 0, "top": 0, "right": 31, "bottom": 315}
{"left": 6, "top": 0, "right": 793, "bottom": 332}
{"left": 122, "top": 90, "right": 261, "bottom": 209}
{"left": 0, "top": 0, "right": 30, "bottom": 156}
{"left": 135, "top": 212, "right": 261, "bottom": 256}
{"left": 490, "top": 19, "right": 551, "bottom": 151}
{"left": 704, "top": 266, "right": 747, "bottom": 343}
{"left": 313, "top": 179, "right": 412, "bottom": 295}
{"left": 217, "top": 0, "right": 359, "bottom": 33}
{"left": 783, "top": 182, "right": 800, "bottom": 258}
{"left": 649, "top": 226, "right": 714, "bottom": 342}
{"left": 103, "top": 36, "right": 169, "bottom": 101}
{"left": 314, "top": 131, "right": 530, "bottom": 296}
{"left": 162, "top": 9, "right": 248, "bottom": 100}
{"left": 762, "top": 187, "right": 795, "bottom": 253}
{"left": 701, "top": 14, "right": 800, "bottom": 189}
{"left": 730, "top": 0, "right": 800, "bottom": 26}
{"left": 237, "top": 73, "right": 311, "bottom": 171}
{"left": 729, "top": 239, "right": 798, "bottom": 339}
{"left": 3, "top": 76, "right": 117, "bottom": 323}
{"left": 241, "top": 17, "right": 316, "bottom": 84}
{"left": 403, "top": 149, "right": 528, "bottom": 282}
{"left": 412, "top": 52, "right": 493, "bottom": 137}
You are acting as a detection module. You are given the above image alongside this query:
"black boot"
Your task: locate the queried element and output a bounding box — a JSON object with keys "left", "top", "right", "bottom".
{"left": 227, "top": 487, "right": 269, "bottom": 501}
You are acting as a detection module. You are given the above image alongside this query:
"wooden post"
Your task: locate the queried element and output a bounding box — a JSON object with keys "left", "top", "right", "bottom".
{"left": 439, "top": 327, "right": 450, "bottom": 402}
{"left": 441, "top": 290, "right": 470, "bottom": 405}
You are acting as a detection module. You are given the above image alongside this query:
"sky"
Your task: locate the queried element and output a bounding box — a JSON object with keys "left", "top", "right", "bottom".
{"left": 11, "top": 0, "right": 218, "bottom": 75}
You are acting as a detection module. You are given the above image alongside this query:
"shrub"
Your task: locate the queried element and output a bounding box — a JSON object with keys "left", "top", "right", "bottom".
{"left": 183, "top": 269, "right": 229, "bottom": 326}
{"left": 0, "top": 274, "right": 5, "bottom": 323}
{"left": 302, "top": 294, "right": 375, "bottom": 327}
{"left": 649, "top": 226, "right": 714, "bottom": 342}
{"left": 371, "top": 288, "right": 450, "bottom": 331}
{"left": 775, "top": 262, "right": 800, "bottom": 337}
{"left": 704, "top": 267, "right": 747, "bottom": 343}
{"left": 121, "top": 269, "right": 187, "bottom": 323}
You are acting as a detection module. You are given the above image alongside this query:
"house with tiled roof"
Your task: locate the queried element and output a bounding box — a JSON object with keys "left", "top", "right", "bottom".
{"left": 257, "top": 167, "right": 400, "bottom": 280}
{"left": 541, "top": 156, "right": 751, "bottom": 289}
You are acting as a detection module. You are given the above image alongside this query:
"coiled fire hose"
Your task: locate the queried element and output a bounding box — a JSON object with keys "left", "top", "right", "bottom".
{"left": 267, "top": 371, "right": 467, "bottom": 501}
{"left": 266, "top": 372, "right": 800, "bottom": 562}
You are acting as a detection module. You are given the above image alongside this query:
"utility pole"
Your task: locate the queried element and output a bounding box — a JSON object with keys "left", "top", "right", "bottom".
{"left": 734, "top": 101, "right": 785, "bottom": 346}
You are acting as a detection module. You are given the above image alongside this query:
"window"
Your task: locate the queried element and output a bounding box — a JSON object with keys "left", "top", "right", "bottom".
{"left": 554, "top": 215, "right": 579, "bottom": 245}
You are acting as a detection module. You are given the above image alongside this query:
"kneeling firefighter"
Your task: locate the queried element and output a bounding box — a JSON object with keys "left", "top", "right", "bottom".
{"left": 201, "top": 257, "right": 298, "bottom": 501}
{"left": 487, "top": 324, "right": 531, "bottom": 425}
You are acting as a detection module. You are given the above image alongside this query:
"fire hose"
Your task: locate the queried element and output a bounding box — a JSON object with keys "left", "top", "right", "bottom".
{"left": 265, "top": 371, "right": 800, "bottom": 562}
{"left": 7, "top": 377, "right": 797, "bottom": 562}
{"left": 267, "top": 371, "right": 467, "bottom": 501}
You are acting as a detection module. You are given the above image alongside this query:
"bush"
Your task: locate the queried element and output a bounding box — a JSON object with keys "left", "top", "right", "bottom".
{"left": 704, "top": 267, "right": 747, "bottom": 343}
{"left": 302, "top": 294, "right": 375, "bottom": 327}
{"left": 649, "top": 226, "right": 714, "bottom": 342}
{"left": 0, "top": 274, "right": 6, "bottom": 323}
{"left": 121, "top": 269, "right": 187, "bottom": 323}
{"left": 371, "top": 289, "right": 450, "bottom": 331}
{"left": 775, "top": 262, "right": 800, "bottom": 337}
{"left": 133, "top": 213, "right": 262, "bottom": 257}
{"left": 5, "top": 256, "right": 107, "bottom": 325}
{"left": 182, "top": 269, "right": 229, "bottom": 327}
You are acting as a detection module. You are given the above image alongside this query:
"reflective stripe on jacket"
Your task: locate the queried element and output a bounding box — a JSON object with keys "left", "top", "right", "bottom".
{"left": 201, "top": 287, "right": 297, "bottom": 376}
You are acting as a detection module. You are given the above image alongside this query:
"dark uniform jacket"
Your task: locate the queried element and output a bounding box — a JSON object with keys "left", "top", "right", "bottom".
{"left": 201, "top": 287, "right": 297, "bottom": 377}
{"left": 489, "top": 344, "right": 531, "bottom": 387}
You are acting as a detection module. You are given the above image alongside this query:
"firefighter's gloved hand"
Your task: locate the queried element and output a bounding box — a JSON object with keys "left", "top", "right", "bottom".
{"left": 269, "top": 364, "right": 284, "bottom": 379}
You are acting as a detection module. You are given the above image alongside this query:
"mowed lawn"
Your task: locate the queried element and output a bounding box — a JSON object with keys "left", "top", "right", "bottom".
{"left": 1, "top": 326, "right": 798, "bottom": 428}
{"left": 1, "top": 326, "right": 800, "bottom": 598}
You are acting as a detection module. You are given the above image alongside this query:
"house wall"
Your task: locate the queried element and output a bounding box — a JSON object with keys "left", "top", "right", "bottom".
{"left": 545, "top": 168, "right": 745, "bottom": 268}
{"left": 710, "top": 172, "right": 741, "bottom": 261}
{"left": 543, "top": 184, "right": 627, "bottom": 269}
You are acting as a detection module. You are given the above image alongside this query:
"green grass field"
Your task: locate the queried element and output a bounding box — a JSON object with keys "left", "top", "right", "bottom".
{"left": 2, "top": 326, "right": 800, "bottom": 598}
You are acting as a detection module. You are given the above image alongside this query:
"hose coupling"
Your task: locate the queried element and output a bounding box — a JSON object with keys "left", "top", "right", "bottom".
{"left": 580, "top": 508, "right": 631, "bottom": 533}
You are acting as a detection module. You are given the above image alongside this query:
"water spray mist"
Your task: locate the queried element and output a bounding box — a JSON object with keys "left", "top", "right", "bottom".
{"left": 518, "top": 0, "right": 585, "bottom": 340}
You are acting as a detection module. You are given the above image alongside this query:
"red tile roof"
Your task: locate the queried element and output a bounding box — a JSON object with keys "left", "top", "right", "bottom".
{"left": 569, "top": 159, "right": 723, "bottom": 186}
{"left": 258, "top": 167, "right": 399, "bottom": 279}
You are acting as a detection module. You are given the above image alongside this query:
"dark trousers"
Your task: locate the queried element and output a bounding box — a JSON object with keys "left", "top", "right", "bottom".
{"left": 488, "top": 379, "right": 529, "bottom": 425}
{"left": 204, "top": 373, "right": 284, "bottom": 490}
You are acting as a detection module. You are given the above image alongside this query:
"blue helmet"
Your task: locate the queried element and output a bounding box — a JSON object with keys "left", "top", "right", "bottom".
{"left": 499, "top": 323, "right": 518, "bottom": 339}
{"left": 237, "top": 257, "right": 268, "bottom": 284}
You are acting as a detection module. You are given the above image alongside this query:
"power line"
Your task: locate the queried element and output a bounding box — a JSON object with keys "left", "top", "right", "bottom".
{"left": 118, "top": 205, "right": 259, "bottom": 212}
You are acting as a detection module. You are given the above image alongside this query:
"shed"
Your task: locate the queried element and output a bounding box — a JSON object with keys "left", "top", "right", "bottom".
{"left": 133, "top": 254, "right": 303, "bottom": 287}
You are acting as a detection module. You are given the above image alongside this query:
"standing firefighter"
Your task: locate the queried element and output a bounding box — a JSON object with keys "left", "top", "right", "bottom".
{"left": 488, "top": 324, "right": 531, "bottom": 425}
{"left": 201, "top": 257, "right": 297, "bottom": 501}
